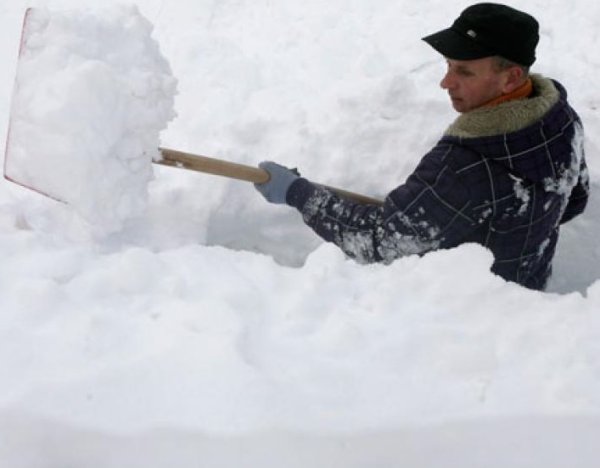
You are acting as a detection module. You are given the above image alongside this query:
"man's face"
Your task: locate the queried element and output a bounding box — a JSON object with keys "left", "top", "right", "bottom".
{"left": 440, "top": 57, "right": 511, "bottom": 113}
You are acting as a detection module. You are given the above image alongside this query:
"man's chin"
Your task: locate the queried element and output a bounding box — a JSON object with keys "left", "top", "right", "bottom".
{"left": 450, "top": 98, "right": 468, "bottom": 113}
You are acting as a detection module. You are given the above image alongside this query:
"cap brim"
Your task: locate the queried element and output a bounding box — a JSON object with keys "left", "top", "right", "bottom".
{"left": 422, "top": 28, "right": 493, "bottom": 60}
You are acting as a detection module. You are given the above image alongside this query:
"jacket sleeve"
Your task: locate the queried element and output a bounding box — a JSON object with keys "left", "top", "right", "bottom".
{"left": 285, "top": 150, "right": 477, "bottom": 264}
{"left": 560, "top": 157, "right": 589, "bottom": 224}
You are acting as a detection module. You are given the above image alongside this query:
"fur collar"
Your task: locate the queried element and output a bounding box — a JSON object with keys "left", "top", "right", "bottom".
{"left": 444, "top": 74, "right": 560, "bottom": 139}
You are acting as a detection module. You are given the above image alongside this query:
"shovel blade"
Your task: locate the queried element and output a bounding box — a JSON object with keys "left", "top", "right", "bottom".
{"left": 3, "top": 9, "right": 61, "bottom": 200}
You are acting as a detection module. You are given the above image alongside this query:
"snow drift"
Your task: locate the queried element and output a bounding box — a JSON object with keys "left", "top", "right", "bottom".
{"left": 1, "top": 1, "right": 599, "bottom": 467}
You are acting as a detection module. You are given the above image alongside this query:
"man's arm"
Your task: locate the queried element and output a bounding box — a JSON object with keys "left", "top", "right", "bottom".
{"left": 283, "top": 151, "right": 477, "bottom": 264}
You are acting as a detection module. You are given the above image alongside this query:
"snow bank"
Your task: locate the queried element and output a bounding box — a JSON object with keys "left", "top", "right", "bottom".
{"left": 1, "top": 1, "right": 600, "bottom": 467}
{"left": 4, "top": 6, "right": 176, "bottom": 231}
{"left": 1, "top": 240, "right": 599, "bottom": 435}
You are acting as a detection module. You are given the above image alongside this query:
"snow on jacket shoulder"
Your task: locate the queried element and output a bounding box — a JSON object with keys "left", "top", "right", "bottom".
{"left": 286, "top": 75, "right": 589, "bottom": 290}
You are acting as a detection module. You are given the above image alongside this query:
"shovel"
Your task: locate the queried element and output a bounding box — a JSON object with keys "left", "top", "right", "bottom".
{"left": 4, "top": 7, "right": 382, "bottom": 213}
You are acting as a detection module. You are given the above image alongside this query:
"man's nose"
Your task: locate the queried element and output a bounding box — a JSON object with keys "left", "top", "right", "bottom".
{"left": 440, "top": 72, "right": 454, "bottom": 90}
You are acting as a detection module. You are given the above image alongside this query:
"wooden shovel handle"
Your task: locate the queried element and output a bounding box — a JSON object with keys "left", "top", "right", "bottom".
{"left": 158, "top": 148, "right": 269, "bottom": 183}
{"left": 156, "top": 148, "right": 383, "bottom": 206}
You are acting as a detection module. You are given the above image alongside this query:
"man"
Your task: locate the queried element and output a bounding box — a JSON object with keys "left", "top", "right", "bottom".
{"left": 254, "top": 3, "right": 589, "bottom": 290}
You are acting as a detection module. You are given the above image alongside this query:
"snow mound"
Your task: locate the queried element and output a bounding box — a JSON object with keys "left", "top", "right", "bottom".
{"left": 4, "top": 6, "right": 176, "bottom": 232}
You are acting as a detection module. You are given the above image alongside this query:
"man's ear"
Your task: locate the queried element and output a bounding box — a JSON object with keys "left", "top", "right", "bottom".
{"left": 501, "top": 66, "right": 526, "bottom": 93}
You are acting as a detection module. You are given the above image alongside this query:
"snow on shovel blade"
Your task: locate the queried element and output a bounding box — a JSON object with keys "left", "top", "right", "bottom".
{"left": 3, "top": 6, "right": 177, "bottom": 228}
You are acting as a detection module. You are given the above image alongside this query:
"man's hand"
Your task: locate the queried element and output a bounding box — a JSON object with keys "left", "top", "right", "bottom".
{"left": 254, "top": 161, "right": 300, "bottom": 204}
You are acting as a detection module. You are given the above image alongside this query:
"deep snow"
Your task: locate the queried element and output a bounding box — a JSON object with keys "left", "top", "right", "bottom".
{"left": 1, "top": 1, "right": 600, "bottom": 467}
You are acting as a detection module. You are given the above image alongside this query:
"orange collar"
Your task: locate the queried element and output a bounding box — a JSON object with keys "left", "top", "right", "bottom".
{"left": 484, "top": 78, "right": 533, "bottom": 108}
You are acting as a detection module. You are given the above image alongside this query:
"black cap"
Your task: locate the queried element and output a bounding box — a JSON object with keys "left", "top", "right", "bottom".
{"left": 422, "top": 3, "right": 539, "bottom": 66}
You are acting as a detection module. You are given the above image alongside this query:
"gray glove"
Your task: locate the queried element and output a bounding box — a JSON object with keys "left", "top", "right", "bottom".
{"left": 254, "top": 161, "right": 300, "bottom": 204}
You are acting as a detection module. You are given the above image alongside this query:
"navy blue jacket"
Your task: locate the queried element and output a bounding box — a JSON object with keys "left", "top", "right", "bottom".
{"left": 286, "top": 76, "right": 589, "bottom": 290}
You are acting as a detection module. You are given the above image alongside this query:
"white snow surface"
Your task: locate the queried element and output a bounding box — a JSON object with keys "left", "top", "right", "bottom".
{"left": 1, "top": 1, "right": 600, "bottom": 467}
